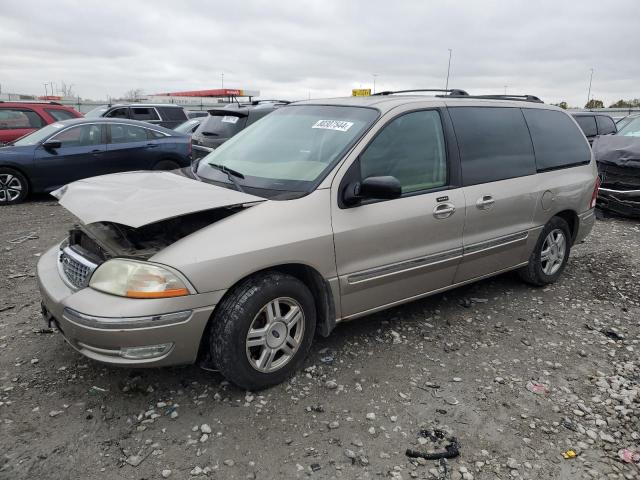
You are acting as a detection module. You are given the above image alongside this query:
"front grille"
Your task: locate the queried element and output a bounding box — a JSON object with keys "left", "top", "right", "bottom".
{"left": 58, "top": 247, "right": 98, "bottom": 290}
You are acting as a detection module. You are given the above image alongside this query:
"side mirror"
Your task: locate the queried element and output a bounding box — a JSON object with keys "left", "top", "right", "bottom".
{"left": 43, "top": 140, "right": 61, "bottom": 150}
{"left": 343, "top": 175, "right": 402, "bottom": 206}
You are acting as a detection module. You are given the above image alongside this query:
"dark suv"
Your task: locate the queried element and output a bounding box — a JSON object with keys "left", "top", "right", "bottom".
{"left": 0, "top": 101, "right": 82, "bottom": 145}
{"left": 571, "top": 112, "right": 617, "bottom": 144}
{"left": 191, "top": 101, "right": 289, "bottom": 159}
{"left": 85, "top": 104, "right": 188, "bottom": 129}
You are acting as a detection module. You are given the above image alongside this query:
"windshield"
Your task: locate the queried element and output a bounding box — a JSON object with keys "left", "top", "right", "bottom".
{"left": 618, "top": 117, "right": 640, "bottom": 137}
{"left": 12, "top": 122, "right": 67, "bottom": 146}
{"left": 174, "top": 118, "right": 201, "bottom": 134}
{"left": 196, "top": 105, "right": 378, "bottom": 197}
{"left": 84, "top": 106, "right": 109, "bottom": 118}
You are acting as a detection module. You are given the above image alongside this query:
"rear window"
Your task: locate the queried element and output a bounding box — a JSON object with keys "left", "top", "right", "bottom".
{"left": 448, "top": 107, "right": 536, "bottom": 186}
{"left": 45, "top": 108, "right": 78, "bottom": 122}
{"left": 596, "top": 115, "right": 616, "bottom": 135}
{"left": 0, "top": 108, "right": 44, "bottom": 130}
{"left": 158, "top": 107, "right": 188, "bottom": 121}
{"left": 197, "top": 114, "right": 248, "bottom": 138}
{"left": 522, "top": 109, "right": 591, "bottom": 171}
{"left": 574, "top": 116, "right": 597, "bottom": 137}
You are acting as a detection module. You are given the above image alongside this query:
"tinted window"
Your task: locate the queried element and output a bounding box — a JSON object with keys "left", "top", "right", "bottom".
{"left": 596, "top": 115, "right": 616, "bottom": 135}
{"left": 147, "top": 129, "right": 167, "bottom": 139}
{"left": 522, "top": 109, "right": 591, "bottom": 171}
{"left": 574, "top": 116, "right": 597, "bottom": 137}
{"left": 158, "top": 107, "right": 187, "bottom": 121}
{"left": 131, "top": 107, "right": 160, "bottom": 121}
{"left": 109, "top": 124, "right": 148, "bottom": 143}
{"left": 50, "top": 124, "right": 103, "bottom": 146}
{"left": 449, "top": 107, "right": 535, "bottom": 185}
{"left": 106, "top": 108, "right": 129, "bottom": 119}
{"left": 45, "top": 108, "right": 78, "bottom": 122}
{"left": 0, "top": 108, "right": 44, "bottom": 130}
{"left": 198, "top": 114, "right": 248, "bottom": 138}
{"left": 360, "top": 110, "right": 447, "bottom": 194}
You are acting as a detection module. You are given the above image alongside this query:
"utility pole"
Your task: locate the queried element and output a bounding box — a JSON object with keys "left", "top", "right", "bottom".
{"left": 445, "top": 49, "right": 452, "bottom": 91}
{"left": 44, "top": 83, "right": 49, "bottom": 96}
{"left": 586, "top": 68, "right": 594, "bottom": 107}
{"left": 372, "top": 73, "right": 378, "bottom": 94}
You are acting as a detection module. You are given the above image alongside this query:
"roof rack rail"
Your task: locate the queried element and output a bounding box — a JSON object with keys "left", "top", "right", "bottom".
{"left": 0, "top": 100, "right": 63, "bottom": 105}
{"left": 247, "top": 99, "right": 291, "bottom": 105}
{"left": 441, "top": 94, "right": 543, "bottom": 103}
{"left": 373, "top": 89, "right": 469, "bottom": 97}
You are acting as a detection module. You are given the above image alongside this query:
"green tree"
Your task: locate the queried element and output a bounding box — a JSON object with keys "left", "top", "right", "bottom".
{"left": 585, "top": 99, "right": 604, "bottom": 109}
{"left": 609, "top": 98, "right": 640, "bottom": 108}
{"left": 556, "top": 101, "right": 568, "bottom": 109}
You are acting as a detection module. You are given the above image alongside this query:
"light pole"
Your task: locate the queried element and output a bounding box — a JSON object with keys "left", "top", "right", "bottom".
{"left": 372, "top": 73, "right": 378, "bottom": 94}
{"left": 586, "top": 68, "right": 594, "bottom": 108}
{"left": 445, "top": 49, "right": 452, "bottom": 91}
{"left": 44, "top": 83, "right": 49, "bottom": 96}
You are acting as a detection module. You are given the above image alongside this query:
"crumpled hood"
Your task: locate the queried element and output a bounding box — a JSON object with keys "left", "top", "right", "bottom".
{"left": 52, "top": 171, "right": 265, "bottom": 228}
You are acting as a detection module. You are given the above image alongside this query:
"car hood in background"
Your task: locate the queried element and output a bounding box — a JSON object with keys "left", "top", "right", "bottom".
{"left": 592, "top": 135, "right": 640, "bottom": 168}
{"left": 52, "top": 171, "right": 265, "bottom": 228}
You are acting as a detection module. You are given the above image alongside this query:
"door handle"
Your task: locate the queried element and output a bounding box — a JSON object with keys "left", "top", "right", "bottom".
{"left": 476, "top": 195, "right": 495, "bottom": 210}
{"left": 146, "top": 143, "right": 158, "bottom": 148}
{"left": 433, "top": 202, "right": 456, "bottom": 219}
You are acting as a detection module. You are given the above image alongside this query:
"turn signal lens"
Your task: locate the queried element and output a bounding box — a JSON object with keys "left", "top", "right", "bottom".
{"left": 89, "top": 259, "right": 191, "bottom": 299}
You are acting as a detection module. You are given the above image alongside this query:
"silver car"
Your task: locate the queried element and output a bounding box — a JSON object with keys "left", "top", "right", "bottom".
{"left": 37, "top": 91, "right": 599, "bottom": 390}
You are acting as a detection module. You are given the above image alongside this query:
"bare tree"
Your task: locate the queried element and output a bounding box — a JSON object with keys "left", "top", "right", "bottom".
{"left": 58, "top": 81, "right": 75, "bottom": 97}
{"left": 123, "top": 88, "right": 145, "bottom": 102}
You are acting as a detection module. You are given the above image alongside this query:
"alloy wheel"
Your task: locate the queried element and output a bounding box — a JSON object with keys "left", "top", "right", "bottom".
{"left": 0, "top": 173, "right": 23, "bottom": 203}
{"left": 245, "top": 297, "right": 305, "bottom": 373}
{"left": 540, "top": 228, "right": 566, "bottom": 276}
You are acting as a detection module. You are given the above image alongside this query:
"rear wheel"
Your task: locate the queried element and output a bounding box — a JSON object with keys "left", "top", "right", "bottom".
{"left": 152, "top": 160, "right": 180, "bottom": 170}
{"left": 209, "top": 272, "right": 316, "bottom": 390}
{"left": 0, "top": 168, "right": 28, "bottom": 205}
{"left": 518, "top": 217, "right": 571, "bottom": 286}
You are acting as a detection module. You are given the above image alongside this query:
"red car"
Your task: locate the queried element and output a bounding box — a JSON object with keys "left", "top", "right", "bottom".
{"left": 0, "top": 101, "right": 82, "bottom": 145}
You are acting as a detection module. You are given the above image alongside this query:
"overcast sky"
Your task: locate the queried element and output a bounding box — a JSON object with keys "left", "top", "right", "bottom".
{"left": 1, "top": 0, "right": 639, "bottom": 107}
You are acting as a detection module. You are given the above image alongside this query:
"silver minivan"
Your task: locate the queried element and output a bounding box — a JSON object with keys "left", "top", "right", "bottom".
{"left": 38, "top": 91, "right": 599, "bottom": 389}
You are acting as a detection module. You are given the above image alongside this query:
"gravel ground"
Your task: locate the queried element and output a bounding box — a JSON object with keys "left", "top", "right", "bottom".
{"left": 1, "top": 197, "right": 639, "bottom": 480}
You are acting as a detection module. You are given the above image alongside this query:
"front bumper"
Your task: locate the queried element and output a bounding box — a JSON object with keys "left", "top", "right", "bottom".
{"left": 37, "top": 246, "right": 225, "bottom": 367}
{"left": 597, "top": 188, "right": 640, "bottom": 218}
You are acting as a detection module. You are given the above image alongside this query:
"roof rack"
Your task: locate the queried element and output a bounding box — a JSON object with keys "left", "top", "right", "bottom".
{"left": 442, "top": 94, "right": 543, "bottom": 103}
{"left": 246, "top": 99, "right": 291, "bottom": 105}
{"left": 0, "top": 100, "right": 63, "bottom": 105}
{"left": 373, "top": 89, "right": 469, "bottom": 97}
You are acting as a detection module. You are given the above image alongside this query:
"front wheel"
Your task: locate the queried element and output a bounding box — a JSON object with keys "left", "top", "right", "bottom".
{"left": 209, "top": 272, "right": 316, "bottom": 390}
{"left": 518, "top": 217, "right": 571, "bottom": 286}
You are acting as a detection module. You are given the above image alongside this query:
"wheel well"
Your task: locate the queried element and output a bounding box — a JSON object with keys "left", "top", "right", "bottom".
{"left": 0, "top": 164, "right": 31, "bottom": 193}
{"left": 196, "top": 264, "right": 337, "bottom": 368}
{"left": 554, "top": 210, "right": 579, "bottom": 243}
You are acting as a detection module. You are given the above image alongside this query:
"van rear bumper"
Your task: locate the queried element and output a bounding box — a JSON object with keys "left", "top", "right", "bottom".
{"left": 575, "top": 209, "right": 596, "bottom": 243}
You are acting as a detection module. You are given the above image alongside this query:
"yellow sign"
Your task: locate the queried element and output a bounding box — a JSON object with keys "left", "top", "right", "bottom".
{"left": 352, "top": 89, "right": 371, "bottom": 97}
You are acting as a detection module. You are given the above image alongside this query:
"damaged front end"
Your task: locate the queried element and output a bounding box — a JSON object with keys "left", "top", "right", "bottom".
{"left": 592, "top": 136, "right": 640, "bottom": 218}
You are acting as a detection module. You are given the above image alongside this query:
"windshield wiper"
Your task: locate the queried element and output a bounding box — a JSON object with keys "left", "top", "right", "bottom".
{"left": 201, "top": 131, "right": 219, "bottom": 137}
{"left": 208, "top": 163, "right": 245, "bottom": 192}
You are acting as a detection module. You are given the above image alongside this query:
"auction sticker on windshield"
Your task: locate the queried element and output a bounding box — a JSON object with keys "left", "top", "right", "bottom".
{"left": 221, "top": 116, "right": 240, "bottom": 124}
{"left": 312, "top": 120, "right": 354, "bottom": 132}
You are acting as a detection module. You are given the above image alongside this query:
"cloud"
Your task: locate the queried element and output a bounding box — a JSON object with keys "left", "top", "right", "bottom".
{"left": 1, "top": 0, "right": 638, "bottom": 106}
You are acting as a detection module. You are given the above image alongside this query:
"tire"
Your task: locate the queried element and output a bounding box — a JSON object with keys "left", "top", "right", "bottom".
{"left": 210, "top": 272, "right": 316, "bottom": 390}
{"left": 0, "top": 167, "right": 29, "bottom": 205}
{"left": 518, "top": 217, "right": 572, "bottom": 286}
{"left": 152, "top": 160, "right": 180, "bottom": 170}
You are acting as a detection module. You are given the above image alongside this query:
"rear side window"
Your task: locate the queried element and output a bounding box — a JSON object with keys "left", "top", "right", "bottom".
{"left": 158, "top": 107, "right": 187, "bottom": 121}
{"left": 0, "top": 108, "right": 44, "bottom": 129}
{"left": 147, "top": 129, "right": 167, "bottom": 139}
{"left": 109, "top": 124, "right": 149, "bottom": 143}
{"left": 360, "top": 110, "right": 447, "bottom": 194}
{"left": 131, "top": 107, "right": 160, "bottom": 121}
{"left": 574, "top": 116, "right": 597, "bottom": 137}
{"left": 449, "top": 107, "right": 535, "bottom": 186}
{"left": 198, "top": 114, "right": 248, "bottom": 138}
{"left": 522, "top": 109, "right": 591, "bottom": 171}
{"left": 45, "top": 108, "right": 78, "bottom": 122}
{"left": 596, "top": 115, "right": 616, "bottom": 135}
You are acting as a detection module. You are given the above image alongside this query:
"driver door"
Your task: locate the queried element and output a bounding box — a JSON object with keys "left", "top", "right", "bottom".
{"left": 331, "top": 107, "right": 465, "bottom": 318}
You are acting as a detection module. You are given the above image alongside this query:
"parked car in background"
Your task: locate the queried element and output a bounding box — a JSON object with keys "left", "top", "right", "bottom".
{"left": 616, "top": 115, "right": 640, "bottom": 137}
{"left": 37, "top": 91, "right": 597, "bottom": 390}
{"left": 615, "top": 113, "right": 640, "bottom": 131}
{"left": 191, "top": 100, "right": 289, "bottom": 159}
{"left": 174, "top": 117, "right": 204, "bottom": 135}
{"left": 186, "top": 111, "right": 208, "bottom": 119}
{"left": 571, "top": 112, "right": 617, "bottom": 144}
{"left": 84, "top": 104, "right": 188, "bottom": 129}
{"left": 0, "top": 101, "right": 82, "bottom": 145}
{"left": 0, "top": 118, "right": 191, "bottom": 205}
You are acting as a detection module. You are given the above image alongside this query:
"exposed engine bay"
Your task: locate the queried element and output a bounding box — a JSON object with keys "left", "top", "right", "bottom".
{"left": 66, "top": 206, "right": 245, "bottom": 263}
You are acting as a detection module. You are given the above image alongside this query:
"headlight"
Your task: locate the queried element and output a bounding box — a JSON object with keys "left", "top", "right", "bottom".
{"left": 89, "top": 259, "right": 191, "bottom": 299}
